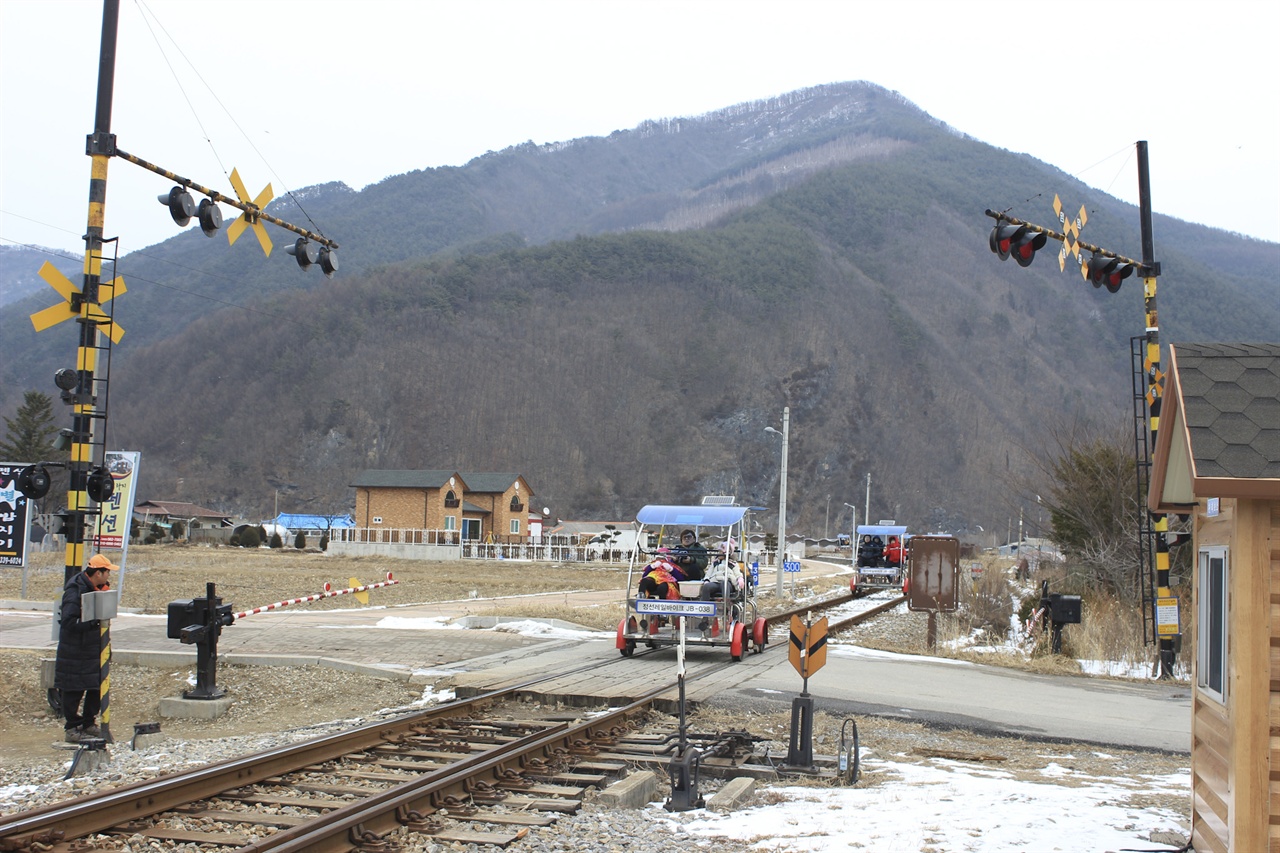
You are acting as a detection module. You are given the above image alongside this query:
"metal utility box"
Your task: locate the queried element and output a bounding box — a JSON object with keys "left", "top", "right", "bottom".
{"left": 907, "top": 536, "right": 960, "bottom": 613}
{"left": 81, "top": 590, "right": 118, "bottom": 621}
{"left": 167, "top": 596, "right": 232, "bottom": 643}
{"left": 167, "top": 596, "right": 202, "bottom": 637}
{"left": 1049, "top": 594, "right": 1082, "bottom": 625}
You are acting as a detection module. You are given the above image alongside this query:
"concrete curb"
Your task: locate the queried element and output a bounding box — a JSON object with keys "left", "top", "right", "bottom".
{"left": 106, "top": 649, "right": 421, "bottom": 683}
{"left": 596, "top": 770, "right": 659, "bottom": 809}
{"left": 707, "top": 776, "right": 756, "bottom": 812}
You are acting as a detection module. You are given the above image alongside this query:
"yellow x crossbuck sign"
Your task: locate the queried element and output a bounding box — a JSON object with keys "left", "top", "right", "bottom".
{"left": 1054, "top": 194, "right": 1089, "bottom": 277}
{"left": 226, "top": 167, "right": 274, "bottom": 256}
{"left": 29, "top": 261, "right": 126, "bottom": 342}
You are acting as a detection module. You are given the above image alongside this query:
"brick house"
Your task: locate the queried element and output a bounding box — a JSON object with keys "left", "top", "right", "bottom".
{"left": 350, "top": 469, "right": 534, "bottom": 541}
{"left": 1147, "top": 343, "right": 1280, "bottom": 853}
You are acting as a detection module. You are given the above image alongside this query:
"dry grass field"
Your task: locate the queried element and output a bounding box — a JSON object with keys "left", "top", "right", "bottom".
{"left": 1, "top": 544, "right": 630, "bottom": 627}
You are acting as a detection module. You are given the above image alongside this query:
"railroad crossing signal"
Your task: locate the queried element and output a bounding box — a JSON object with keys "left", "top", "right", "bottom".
{"left": 1085, "top": 254, "right": 1138, "bottom": 293}
{"left": 788, "top": 614, "right": 828, "bottom": 680}
{"left": 989, "top": 222, "right": 1048, "bottom": 267}
{"left": 226, "top": 168, "right": 274, "bottom": 256}
{"left": 1053, "top": 195, "right": 1088, "bottom": 274}
{"left": 29, "top": 262, "right": 126, "bottom": 342}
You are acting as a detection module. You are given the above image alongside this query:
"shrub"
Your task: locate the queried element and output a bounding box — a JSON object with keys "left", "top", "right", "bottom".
{"left": 239, "top": 527, "right": 261, "bottom": 548}
{"left": 269, "top": 532, "right": 283, "bottom": 549}
{"left": 294, "top": 531, "right": 306, "bottom": 549}
{"left": 319, "top": 534, "right": 329, "bottom": 551}
{"left": 958, "top": 563, "right": 1015, "bottom": 638}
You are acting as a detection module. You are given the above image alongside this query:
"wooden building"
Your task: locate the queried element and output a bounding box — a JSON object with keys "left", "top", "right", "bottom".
{"left": 350, "top": 469, "right": 533, "bottom": 541}
{"left": 1147, "top": 342, "right": 1280, "bottom": 852}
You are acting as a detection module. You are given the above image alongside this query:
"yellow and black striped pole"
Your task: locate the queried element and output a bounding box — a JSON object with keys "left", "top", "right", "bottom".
{"left": 1135, "top": 141, "right": 1176, "bottom": 679}
{"left": 63, "top": 0, "right": 121, "bottom": 742}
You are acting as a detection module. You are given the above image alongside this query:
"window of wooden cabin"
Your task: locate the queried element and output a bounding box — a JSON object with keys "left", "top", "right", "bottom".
{"left": 1196, "top": 545, "right": 1228, "bottom": 703}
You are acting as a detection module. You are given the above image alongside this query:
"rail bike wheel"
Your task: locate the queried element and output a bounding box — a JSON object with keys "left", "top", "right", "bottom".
{"left": 616, "top": 619, "right": 635, "bottom": 657}
{"left": 752, "top": 617, "right": 768, "bottom": 652}
{"left": 730, "top": 622, "right": 746, "bottom": 661}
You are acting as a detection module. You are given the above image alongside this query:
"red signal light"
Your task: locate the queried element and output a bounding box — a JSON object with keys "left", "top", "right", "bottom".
{"left": 1085, "top": 255, "right": 1136, "bottom": 293}
{"left": 989, "top": 223, "right": 1047, "bottom": 267}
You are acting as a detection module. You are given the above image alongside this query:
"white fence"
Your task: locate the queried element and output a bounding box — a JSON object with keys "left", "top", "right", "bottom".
{"left": 334, "top": 528, "right": 637, "bottom": 564}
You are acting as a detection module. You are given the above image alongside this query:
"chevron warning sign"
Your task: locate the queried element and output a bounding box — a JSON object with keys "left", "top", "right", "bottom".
{"left": 788, "top": 615, "right": 828, "bottom": 679}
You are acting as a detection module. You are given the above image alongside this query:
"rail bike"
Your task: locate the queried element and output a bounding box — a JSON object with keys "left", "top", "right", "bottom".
{"left": 616, "top": 504, "right": 768, "bottom": 660}
{"left": 851, "top": 523, "right": 910, "bottom": 592}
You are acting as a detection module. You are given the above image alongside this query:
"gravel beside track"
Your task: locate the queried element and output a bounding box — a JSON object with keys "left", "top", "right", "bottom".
{"left": 0, "top": 546, "right": 1190, "bottom": 849}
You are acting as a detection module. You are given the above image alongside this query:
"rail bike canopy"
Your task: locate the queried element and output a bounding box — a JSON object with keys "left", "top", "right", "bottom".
{"left": 855, "top": 524, "right": 909, "bottom": 539}
{"left": 635, "top": 505, "right": 762, "bottom": 528}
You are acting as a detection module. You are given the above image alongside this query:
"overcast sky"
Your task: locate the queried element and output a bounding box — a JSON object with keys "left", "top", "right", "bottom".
{"left": 2, "top": 0, "right": 1277, "bottom": 259}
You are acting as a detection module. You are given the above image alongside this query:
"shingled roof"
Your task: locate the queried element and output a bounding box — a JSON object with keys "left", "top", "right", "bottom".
{"left": 1149, "top": 343, "right": 1280, "bottom": 510}
{"left": 350, "top": 470, "right": 461, "bottom": 489}
{"left": 349, "top": 470, "right": 531, "bottom": 496}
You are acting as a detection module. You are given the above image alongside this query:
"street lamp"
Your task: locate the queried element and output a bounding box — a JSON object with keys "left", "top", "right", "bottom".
{"left": 843, "top": 502, "right": 858, "bottom": 537}
{"left": 764, "top": 406, "right": 789, "bottom": 597}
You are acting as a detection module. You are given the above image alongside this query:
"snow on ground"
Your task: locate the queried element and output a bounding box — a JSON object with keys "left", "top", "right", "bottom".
{"left": 671, "top": 757, "right": 1188, "bottom": 852}
{"left": 336, "top": 601, "right": 1192, "bottom": 851}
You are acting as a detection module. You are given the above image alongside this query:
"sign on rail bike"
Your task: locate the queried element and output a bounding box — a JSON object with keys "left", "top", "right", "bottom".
{"left": 634, "top": 598, "right": 718, "bottom": 618}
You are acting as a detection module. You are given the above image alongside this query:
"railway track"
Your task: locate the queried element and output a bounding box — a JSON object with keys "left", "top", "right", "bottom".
{"left": 0, "top": 658, "right": 759, "bottom": 852}
{"left": 0, "top": 584, "right": 907, "bottom": 851}
{"left": 766, "top": 586, "right": 907, "bottom": 635}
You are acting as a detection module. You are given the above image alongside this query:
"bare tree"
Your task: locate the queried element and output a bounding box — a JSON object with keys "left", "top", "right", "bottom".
{"left": 1021, "top": 418, "right": 1143, "bottom": 601}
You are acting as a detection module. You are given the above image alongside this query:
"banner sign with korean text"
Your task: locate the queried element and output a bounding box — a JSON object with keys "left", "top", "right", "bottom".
{"left": 88, "top": 451, "right": 141, "bottom": 549}
{"left": 0, "top": 463, "right": 34, "bottom": 567}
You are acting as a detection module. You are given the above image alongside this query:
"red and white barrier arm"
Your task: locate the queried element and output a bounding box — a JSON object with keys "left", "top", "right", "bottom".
{"left": 234, "top": 572, "right": 397, "bottom": 620}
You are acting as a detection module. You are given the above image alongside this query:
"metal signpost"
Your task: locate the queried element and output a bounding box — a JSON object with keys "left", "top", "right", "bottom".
{"left": 907, "top": 536, "right": 960, "bottom": 649}
{"left": 642, "top": 598, "right": 718, "bottom": 812}
{"left": 786, "top": 613, "right": 828, "bottom": 768}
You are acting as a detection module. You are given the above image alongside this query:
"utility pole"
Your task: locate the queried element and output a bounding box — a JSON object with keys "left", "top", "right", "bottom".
{"left": 863, "top": 473, "right": 871, "bottom": 528}
{"left": 984, "top": 140, "right": 1176, "bottom": 678}
{"left": 765, "top": 408, "right": 790, "bottom": 597}
{"left": 1136, "top": 141, "right": 1177, "bottom": 679}
{"left": 16, "top": 0, "right": 346, "bottom": 742}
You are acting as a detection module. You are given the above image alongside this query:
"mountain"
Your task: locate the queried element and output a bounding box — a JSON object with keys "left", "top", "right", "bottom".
{"left": 2, "top": 82, "right": 1277, "bottom": 535}
{"left": 0, "top": 246, "right": 82, "bottom": 308}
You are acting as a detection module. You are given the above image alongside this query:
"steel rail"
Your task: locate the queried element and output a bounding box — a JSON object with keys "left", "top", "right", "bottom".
{"left": 764, "top": 588, "right": 906, "bottom": 634}
{"left": 0, "top": 695, "right": 501, "bottom": 846}
{"left": 0, "top": 649, "right": 743, "bottom": 848}
{"left": 239, "top": 686, "right": 679, "bottom": 852}
{"left": 765, "top": 591, "right": 858, "bottom": 627}
{"left": 828, "top": 595, "right": 908, "bottom": 632}
{"left": 0, "top": 648, "right": 642, "bottom": 847}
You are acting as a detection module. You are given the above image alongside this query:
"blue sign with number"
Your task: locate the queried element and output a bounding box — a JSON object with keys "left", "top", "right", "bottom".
{"left": 784, "top": 560, "right": 802, "bottom": 573}
{"left": 751, "top": 561, "right": 759, "bottom": 585}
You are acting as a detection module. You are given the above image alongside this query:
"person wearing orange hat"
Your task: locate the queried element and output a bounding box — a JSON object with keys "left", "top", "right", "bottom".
{"left": 54, "top": 554, "right": 117, "bottom": 742}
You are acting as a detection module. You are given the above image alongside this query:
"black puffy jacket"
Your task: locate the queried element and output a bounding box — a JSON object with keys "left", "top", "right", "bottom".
{"left": 54, "top": 572, "right": 107, "bottom": 691}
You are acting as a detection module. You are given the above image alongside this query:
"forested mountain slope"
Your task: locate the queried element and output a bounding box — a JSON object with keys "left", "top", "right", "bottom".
{"left": 2, "top": 82, "right": 1276, "bottom": 531}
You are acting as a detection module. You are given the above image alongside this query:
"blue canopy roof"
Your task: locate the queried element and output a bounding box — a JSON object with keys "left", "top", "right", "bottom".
{"left": 855, "top": 524, "right": 908, "bottom": 537}
{"left": 269, "top": 513, "right": 355, "bottom": 530}
{"left": 635, "top": 505, "right": 757, "bottom": 527}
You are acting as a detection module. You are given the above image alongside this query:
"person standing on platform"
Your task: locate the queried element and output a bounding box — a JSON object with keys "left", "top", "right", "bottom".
{"left": 55, "top": 554, "right": 115, "bottom": 742}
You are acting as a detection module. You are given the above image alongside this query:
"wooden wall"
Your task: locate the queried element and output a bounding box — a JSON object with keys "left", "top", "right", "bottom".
{"left": 1269, "top": 503, "right": 1280, "bottom": 853}
{"left": 1190, "top": 497, "right": 1278, "bottom": 853}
